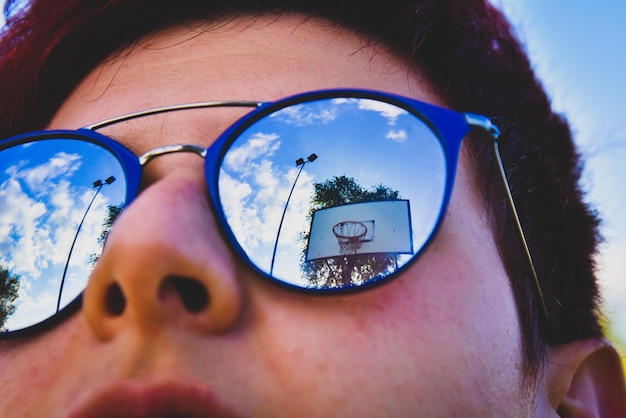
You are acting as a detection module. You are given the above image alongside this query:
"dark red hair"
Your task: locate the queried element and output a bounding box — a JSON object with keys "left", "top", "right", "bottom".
{"left": 0, "top": 0, "right": 603, "bottom": 376}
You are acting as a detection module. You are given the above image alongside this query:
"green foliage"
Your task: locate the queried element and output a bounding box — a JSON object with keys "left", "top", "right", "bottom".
{"left": 0, "top": 266, "right": 20, "bottom": 330}
{"left": 89, "top": 203, "right": 125, "bottom": 265}
{"left": 309, "top": 175, "right": 400, "bottom": 217}
{"left": 301, "top": 175, "right": 400, "bottom": 288}
{"left": 97, "top": 203, "right": 124, "bottom": 246}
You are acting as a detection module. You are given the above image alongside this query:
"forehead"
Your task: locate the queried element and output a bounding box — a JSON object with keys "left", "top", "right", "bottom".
{"left": 49, "top": 14, "right": 443, "bottom": 130}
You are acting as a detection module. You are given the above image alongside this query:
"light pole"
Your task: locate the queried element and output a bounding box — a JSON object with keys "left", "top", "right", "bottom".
{"left": 56, "top": 175, "right": 116, "bottom": 312}
{"left": 269, "top": 153, "right": 317, "bottom": 276}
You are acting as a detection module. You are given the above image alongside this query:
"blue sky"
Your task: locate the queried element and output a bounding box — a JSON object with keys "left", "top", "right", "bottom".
{"left": 495, "top": 0, "right": 626, "bottom": 344}
{"left": 2, "top": 2, "right": 625, "bottom": 341}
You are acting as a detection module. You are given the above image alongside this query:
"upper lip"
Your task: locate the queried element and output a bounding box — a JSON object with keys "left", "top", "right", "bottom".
{"left": 68, "top": 379, "right": 239, "bottom": 418}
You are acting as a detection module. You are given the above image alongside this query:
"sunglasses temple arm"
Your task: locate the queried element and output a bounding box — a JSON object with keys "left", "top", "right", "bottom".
{"left": 465, "top": 113, "right": 549, "bottom": 321}
{"left": 492, "top": 140, "right": 550, "bottom": 321}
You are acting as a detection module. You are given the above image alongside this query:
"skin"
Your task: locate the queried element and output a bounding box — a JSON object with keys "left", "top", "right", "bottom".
{"left": 0, "top": 15, "right": 543, "bottom": 416}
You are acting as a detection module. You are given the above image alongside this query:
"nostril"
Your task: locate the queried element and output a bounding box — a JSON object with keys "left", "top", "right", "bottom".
{"left": 160, "top": 276, "right": 209, "bottom": 313}
{"left": 105, "top": 282, "right": 126, "bottom": 316}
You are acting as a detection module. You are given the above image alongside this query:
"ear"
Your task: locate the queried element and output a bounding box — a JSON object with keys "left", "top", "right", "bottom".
{"left": 546, "top": 338, "right": 626, "bottom": 417}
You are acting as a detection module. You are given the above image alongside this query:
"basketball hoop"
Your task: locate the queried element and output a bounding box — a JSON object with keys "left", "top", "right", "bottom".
{"left": 332, "top": 221, "right": 368, "bottom": 255}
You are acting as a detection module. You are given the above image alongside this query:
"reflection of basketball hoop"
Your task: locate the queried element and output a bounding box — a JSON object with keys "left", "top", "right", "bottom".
{"left": 333, "top": 221, "right": 368, "bottom": 255}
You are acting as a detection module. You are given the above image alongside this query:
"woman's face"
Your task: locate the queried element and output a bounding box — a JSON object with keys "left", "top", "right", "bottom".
{"left": 0, "top": 15, "right": 535, "bottom": 417}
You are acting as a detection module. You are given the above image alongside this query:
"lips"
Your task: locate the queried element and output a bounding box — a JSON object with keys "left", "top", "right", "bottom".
{"left": 68, "top": 380, "right": 239, "bottom": 418}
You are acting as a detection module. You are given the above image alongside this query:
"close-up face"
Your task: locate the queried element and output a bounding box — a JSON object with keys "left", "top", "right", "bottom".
{"left": 0, "top": 14, "right": 536, "bottom": 416}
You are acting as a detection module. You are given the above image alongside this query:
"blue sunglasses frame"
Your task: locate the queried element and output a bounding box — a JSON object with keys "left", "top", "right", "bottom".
{"left": 0, "top": 88, "right": 547, "bottom": 338}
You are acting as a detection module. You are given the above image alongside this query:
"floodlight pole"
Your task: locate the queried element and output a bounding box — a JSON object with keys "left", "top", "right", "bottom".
{"left": 56, "top": 176, "right": 116, "bottom": 312}
{"left": 269, "top": 153, "right": 317, "bottom": 276}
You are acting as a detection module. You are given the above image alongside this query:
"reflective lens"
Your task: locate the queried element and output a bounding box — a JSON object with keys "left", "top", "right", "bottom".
{"left": 0, "top": 93, "right": 457, "bottom": 336}
{"left": 0, "top": 137, "right": 126, "bottom": 332}
{"left": 218, "top": 97, "right": 447, "bottom": 290}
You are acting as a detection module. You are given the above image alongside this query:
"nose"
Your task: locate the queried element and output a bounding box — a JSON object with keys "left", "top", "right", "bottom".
{"left": 82, "top": 165, "right": 243, "bottom": 341}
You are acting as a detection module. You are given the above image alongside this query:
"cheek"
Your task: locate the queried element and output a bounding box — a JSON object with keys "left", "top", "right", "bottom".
{"left": 248, "top": 241, "right": 524, "bottom": 413}
{"left": 422, "top": 231, "right": 525, "bottom": 370}
{"left": 0, "top": 315, "right": 101, "bottom": 415}
{"left": 0, "top": 341, "right": 58, "bottom": 414}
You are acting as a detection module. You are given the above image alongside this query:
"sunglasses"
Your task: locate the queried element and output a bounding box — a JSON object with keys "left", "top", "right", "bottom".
{"left": 0, "top": 89, "right": 547, "bottom": 338}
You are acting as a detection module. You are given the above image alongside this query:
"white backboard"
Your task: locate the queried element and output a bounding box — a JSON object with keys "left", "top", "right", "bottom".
{"left": 306, "top": 200, "right": 413, "bottom": 260}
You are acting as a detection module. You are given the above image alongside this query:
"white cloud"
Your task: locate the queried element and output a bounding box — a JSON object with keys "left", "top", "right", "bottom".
{"left": 9, "top": 152, "right": 82, "bottom": 194}
{"left": 219, "top": 171, "right": 260, "bottom": 249}
{"left": 270, "top": 103, "right": 339, "bottom": 126}
{"left": 357, "top": 99, "right": 407, "bottom": 125}
{"left": 223, "top": 132, "right": 280, "bottom": 174}
{"left": 0, "top": 155, "right": 109, "bottom": 282}
{"left": 0, "top": 177, "right": 47, "bottom": 276}
{"left": 386, "top": 129, "right": 407, "bottom": 142}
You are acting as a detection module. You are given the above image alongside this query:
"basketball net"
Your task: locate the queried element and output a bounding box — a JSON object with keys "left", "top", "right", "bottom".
{"left": 332, "top": 221, "right": 368, "bottom": 255}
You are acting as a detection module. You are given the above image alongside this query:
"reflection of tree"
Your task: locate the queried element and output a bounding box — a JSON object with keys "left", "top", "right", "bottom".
{"left": 89, "top": 203, "right": 124, "bottom": 265}
{"left": 0, "top": 266, "right": 20, "bottom": 330}
{"left": 300, "top": 175, "right": 400, "bottom": 288}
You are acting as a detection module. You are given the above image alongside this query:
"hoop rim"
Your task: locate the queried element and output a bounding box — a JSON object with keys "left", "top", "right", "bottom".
{"left": 332, "top": 220, "right": 368, "bottom": 240}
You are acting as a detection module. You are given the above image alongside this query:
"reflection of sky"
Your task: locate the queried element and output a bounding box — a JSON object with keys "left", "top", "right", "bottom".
{"left": 0, "top": 138, "right": 125, "bottom": 330}
{"left": 219, "top": 98, "right": 447, "bottom": 286}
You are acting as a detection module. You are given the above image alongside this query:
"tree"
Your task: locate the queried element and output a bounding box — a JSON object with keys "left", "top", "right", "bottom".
{"left": 97, "top": 203, "right": 124, "bottom": 245}
{"left": 300, "top": 175, "right": 400, "bottom": 288}
{"left": 0, "top": 265, "right": 20, "bottom": 330}
{"left": 89, "top": 203, "right": 125, "bottom": 265}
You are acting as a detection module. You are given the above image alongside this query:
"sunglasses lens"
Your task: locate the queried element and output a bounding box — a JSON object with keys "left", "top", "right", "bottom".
{"left": 0, "top": 137, "right": 127, "bottom": 333}
{"left": 219, "top": 97, "right": 448, "bottom": 290}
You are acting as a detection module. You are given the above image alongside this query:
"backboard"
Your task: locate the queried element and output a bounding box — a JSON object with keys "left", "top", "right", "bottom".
{"left": 305, "top": 200, "right": 413, "bottom": 261}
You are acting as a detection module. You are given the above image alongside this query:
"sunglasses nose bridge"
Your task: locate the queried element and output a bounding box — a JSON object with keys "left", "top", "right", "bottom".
{"left": 138, "top": 144, "right": 208, "bottom": 166}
